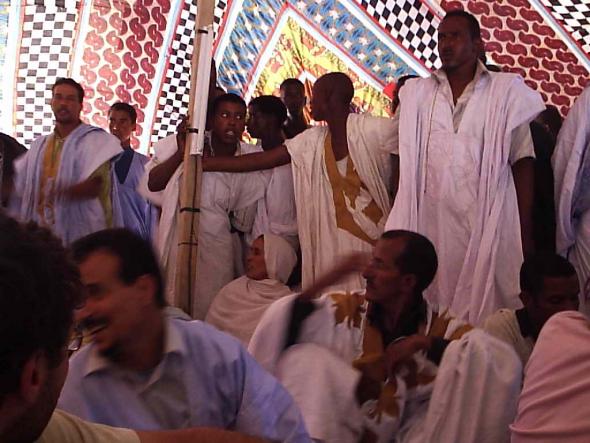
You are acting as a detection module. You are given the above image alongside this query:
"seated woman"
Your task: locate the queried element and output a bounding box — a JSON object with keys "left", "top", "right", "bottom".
{"left": 206, "top": 233, "right": 297, "bottom": 345}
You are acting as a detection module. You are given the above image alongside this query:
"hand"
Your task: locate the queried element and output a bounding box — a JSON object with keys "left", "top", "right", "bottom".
{"left": 298, "top": 252, "right": 369, "bottom": 301}
{"left": 384, "top": 335, "right": 431, "bottom": 377}
{"left": 62, "top": 176, "right": 103, "bottom": 200}
{"left": 176, "top": 116, "right": 188, "bottom": 153}
{"left": 334, "top": 252, "right": 370, "bottom": 276}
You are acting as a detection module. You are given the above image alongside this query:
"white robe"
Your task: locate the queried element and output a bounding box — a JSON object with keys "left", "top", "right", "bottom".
{"left": 10, "top": 124, "right": 122, "bottom": 244}
{"left": 386, "top": 73, "right": 544, "bottom": 325}
{"left": 553, "top": 86, "right": 590, "bottom": 313}
{"left": 286, "top": 113, "right": 394, "bottom": 292}
{"left": 249, "top": 293, "right": 519, "bottom": 443}
{"left": 206, "top": 233, "right": 297, "bottom": 346}
{"left": 139, "top": 136, "right": 266, "bottom": 319}
{"left": 249, "top": 163, "right": 298, "bottom": 246}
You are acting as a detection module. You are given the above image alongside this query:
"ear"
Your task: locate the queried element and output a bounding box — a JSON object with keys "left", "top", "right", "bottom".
{"left": 519, "top": 290, "right": 532, "bottom": 307}
{"left": 135, "top": 274, "right": 158, "bottom": 306}
{"left": 131, "top": 122, "right": 137, "bottom": 132}
{"left": 402, "top": 274, "right": 417, "bottom": 294}
{"left": 19, "top": 351, "right": 47, "bottom": 404}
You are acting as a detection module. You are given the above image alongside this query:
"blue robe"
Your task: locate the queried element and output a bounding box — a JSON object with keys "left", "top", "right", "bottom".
{"left": 115, "top": 148, "right": 157, "bottom": 241}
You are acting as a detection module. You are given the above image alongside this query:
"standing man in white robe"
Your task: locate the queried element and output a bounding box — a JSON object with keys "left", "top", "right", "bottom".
{"left": 386, "top": 10, "right": 544, "bottom": 325}
{"left": 246, "top": 95, "right": 298, "bottom": 246}
{"left": 10, "top": 78, "right": 123, "bottom": 244}
{"left": 139, "top": 94, "right": 267, "bottom": 319}
{"left": 553, "top": 86, "right": 590, "bottom": 314}
{"left": 203, "top": 73, "right": 396, "bottom": 293}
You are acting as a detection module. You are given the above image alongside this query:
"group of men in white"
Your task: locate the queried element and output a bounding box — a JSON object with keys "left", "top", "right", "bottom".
{"left": 3, "top": 8, "right": 590, "bottom": 443}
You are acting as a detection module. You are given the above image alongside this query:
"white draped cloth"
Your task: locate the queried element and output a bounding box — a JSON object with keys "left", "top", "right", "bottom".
{"left": 249, "top": 292, "right": 492, "bottom": 443}
{"left": 206, "top": 233, "right": 297, "bottom": 345}
{"left": 10, "top": 124, "right": 123, "bottom": 244}
{"left": 553, "top": 86, "right": 590, "bottom": 313}
{"left": 286, "top": 113, "right": 394, "bottom": 293}
{"left": 249, "top": 163, "right": 298, "bottom": 246}
{"left": 386, "top": 72, "right": 544, "bottom": 325}
{"left": 139, "top": 135, "right": 266, "bottom": 319}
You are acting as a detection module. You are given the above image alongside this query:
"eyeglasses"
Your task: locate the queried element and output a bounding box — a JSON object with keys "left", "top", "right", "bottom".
{"left": 67, "top": 328, "right": 83, "bottom": 357}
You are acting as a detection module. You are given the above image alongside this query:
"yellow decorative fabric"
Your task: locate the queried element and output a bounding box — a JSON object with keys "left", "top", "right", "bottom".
{"left": 92, "top": 162, "right": 113, "bottom": 227}
{"left": 37, "top": 133, "right": 63, "bottom": 226}
{"left": 323, "top": 135, "right": 383, "bottom": 244}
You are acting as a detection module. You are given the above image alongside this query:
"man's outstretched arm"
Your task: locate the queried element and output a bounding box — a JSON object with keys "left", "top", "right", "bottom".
{"left": 137, "top": 428, "right": 268, "bottom": 443}
{"left": 203, "top": 145, "right": 291, "bottom": 172}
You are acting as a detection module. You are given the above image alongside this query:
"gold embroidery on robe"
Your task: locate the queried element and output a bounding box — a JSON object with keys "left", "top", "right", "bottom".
{"left": 330, "top": 292, "right": 365, "bottom": 329}
{"left": 323, "top": 134, "right": 383, "bottom": 244}
{"left": 37, "top": 134, "right": 63, "bottom": 226}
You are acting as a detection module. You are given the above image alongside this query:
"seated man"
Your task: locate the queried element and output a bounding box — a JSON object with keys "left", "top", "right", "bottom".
{"left": 108, "top": 102, "right": 157, "bottom": 241}
{"left": 58, "top": 228, "right": 309, "bottom": 442}
{"left": 249, "top": 230, "right": 521, "bottom": 443}
{"left": 206, "top": 233, "right": 297, "bottom": 345}
{"left": 484, "top": 253, "right": 579, "bottom": 366}
{"left": 0, "top": 214, "right": 275, "bottom": 443}
{"left": 511, "top": 311, "right": 590, "bottom": 442}
{"left": 246, "top": 95, "right": 298, "bottom": 246}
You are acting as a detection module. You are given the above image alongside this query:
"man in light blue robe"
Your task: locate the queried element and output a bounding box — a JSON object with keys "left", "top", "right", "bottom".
{"left": 58, "top": 229, "right": 310, "bottom": 442}
{"left": 109, "top": 102, "right": 157, "bottom": 241}
{"left": 10, "top": 78, "right": 123, "bottom": 244}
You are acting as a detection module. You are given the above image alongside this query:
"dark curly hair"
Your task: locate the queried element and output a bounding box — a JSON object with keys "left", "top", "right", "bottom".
{"left": 0, "top": 215, "right": 82, "bottom": 400}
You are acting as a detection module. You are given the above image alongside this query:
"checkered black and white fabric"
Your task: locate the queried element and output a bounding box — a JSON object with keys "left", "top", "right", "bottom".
{"left": 541, "top": 0, "right": 590, "bottom": 54}
{"left": 356, "top": 0, "right": 441, "bottom": 69}
{"left": 15, "top": 4, "right": 77, "bottom": 147}
{"left": 151, "top": 0, "right": 228, "bottom": 144}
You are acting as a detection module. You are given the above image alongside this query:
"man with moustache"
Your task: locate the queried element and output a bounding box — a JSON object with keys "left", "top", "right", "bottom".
{"left": 10, "top": 78, "right": 123, "bottom": 244}
{"left": 248, "top": 230, "right": 521, "bottom": 442}
{"left": 385, "top": 10, "right": 544, "bottom": 325}
{"left": 58, "top": 228, "right": 309, "bottom": 442}
{"left": 0, "top": 214, "right": 286, "bottom": 443}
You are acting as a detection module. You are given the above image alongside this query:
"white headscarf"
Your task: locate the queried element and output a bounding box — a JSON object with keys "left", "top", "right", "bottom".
{"left": 205, "top": 234, "right": 297, "bottom": 345}
{"left": 263, "top": 233, "right": 297, "bottom": 283}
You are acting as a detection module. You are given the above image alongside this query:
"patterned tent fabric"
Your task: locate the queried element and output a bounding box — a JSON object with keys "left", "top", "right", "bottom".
{"left": 0, "top": 0, "right": 588, "bottom": 154}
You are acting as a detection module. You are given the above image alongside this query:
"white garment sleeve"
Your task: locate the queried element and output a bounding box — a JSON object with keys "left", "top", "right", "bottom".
{"left": 509, "top": 122, "right": 535, "bottom": 165}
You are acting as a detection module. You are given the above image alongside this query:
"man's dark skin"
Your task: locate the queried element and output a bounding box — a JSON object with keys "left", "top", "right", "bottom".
{"left": 246, "top": 101, "right": 285, "bottom": 151}
{"left": 201, "top": 73, "right": 355, "bottom": 173}
{"left": 147, "top": 65, "right": 219, "bottom": 192}
{"left": 392, "top": 13, "right": 535, "bottom": 255}
{"left": 280, "top": 80, "right": 308, "bottom": 139}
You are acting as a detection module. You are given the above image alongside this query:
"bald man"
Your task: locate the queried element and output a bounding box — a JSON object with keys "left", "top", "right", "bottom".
{"left": 203, "top": 73, "right": 396, "bottom": 293}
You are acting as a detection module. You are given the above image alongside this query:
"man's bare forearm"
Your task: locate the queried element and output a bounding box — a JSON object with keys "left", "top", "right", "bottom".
{"left": 137, "top": 428, "right": 268, "bottom": 443}
{"left": 203, "top": 146, "right": 291, "bottom": 172}
{"left": 513, "top": 157, "right": 535, "bottom": 256}
{"left": 148, "top": 149, "right": 183, "bottom": 192}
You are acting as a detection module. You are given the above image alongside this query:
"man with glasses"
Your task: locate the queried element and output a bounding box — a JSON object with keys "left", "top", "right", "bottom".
{"left": 0, "top": 214, "right": 276, "bottom": 443}
{"left": 58, "top": 228, "right": 308, "bottom": 441}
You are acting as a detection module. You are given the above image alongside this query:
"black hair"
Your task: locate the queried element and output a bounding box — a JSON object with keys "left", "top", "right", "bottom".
{"left": 109, "top": 102, "right": 137, "bottom": 124}
{"left": 381, "top": 230, "right": 438, "bottom": 294}
{"left": 71, "top": 229, "right": 165, "bottom": 308}
{"left": 0, "top": 216, "right": 82, "bottom": 400}
{"left": 249, "top": 96, "right": 288, "bottom": 128}
{"left": 210, "top": 93, "right": 247, "bottom": 116}
{"left": 52, "top": 78, "right": 85, "bottom": 103}
{"left": 520, "top": 254, "right": 577, "bottom": 298}
{"left": 443, "top": 9, "right": 482, "bottom": 40}
{"left": 280, "top": 78, "right": 305, "bottom": 92}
